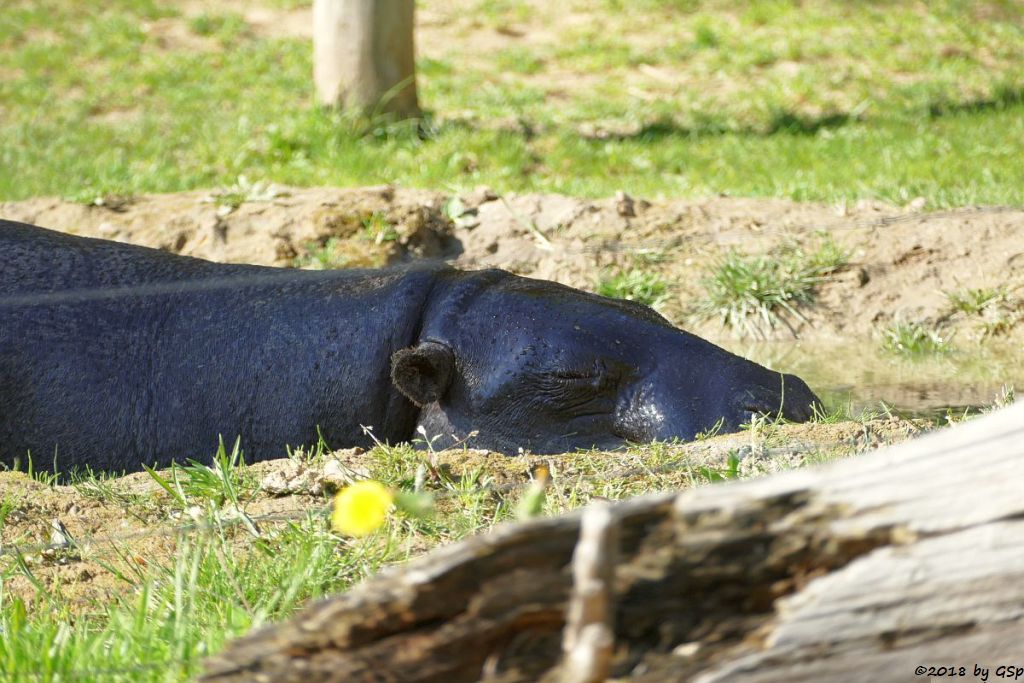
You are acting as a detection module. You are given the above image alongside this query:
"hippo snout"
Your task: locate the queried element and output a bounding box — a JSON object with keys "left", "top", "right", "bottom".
{"left": 630, "top": 370, "right": 821, "bottom": 445}
{"left": 784, "top": 373, "right": 823, "bottom": 421}
{"left": 735, "top": 373, "right": 821, "bottom": 423}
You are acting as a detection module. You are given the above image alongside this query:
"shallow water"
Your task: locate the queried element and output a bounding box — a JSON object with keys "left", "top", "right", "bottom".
{"left": 724, "top": 339, "right": 1024, "bottom": 420}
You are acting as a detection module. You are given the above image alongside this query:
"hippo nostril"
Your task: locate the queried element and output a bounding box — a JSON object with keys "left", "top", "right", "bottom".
{"left": 742, "top": 402, "right": 782, "bottom": 419}
{"left": 742, "top": 409, "right": 777, "bottom": 427}
{"left": 612, "top": 421, "right": 646, "bottom": 444}
{"left": 738, "top": 375, "right": 821, "bottom": 425}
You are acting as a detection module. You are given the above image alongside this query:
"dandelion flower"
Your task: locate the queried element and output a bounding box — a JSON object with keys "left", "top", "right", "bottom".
{"left": 332, "top": 480, "right": 394, "bottom": 537}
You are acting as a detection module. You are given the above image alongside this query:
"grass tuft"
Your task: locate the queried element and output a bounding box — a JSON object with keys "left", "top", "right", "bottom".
{"left": 361, "top": 212, "right": 398, "bottom": 244}
{"left": 881, "top": 319, "right": 952, "bottom": 357}
{"left": 294, "top": 238, "right": 351, "bottom": 270}
{"left": 694, "top": 238, "right": 847, "bottom": 337}
{"left": 944, "top": 286, "right": 1022, "bottom": 337}
{"left": 946, "top": 287, "right": 1005, "bottom": 315}
{"left": 596, "top": 269, "right": 671, "bottom": 308}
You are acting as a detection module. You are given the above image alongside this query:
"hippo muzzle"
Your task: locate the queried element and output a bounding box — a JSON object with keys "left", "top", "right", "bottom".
{"left": 404, "top": 273, "right": 823, "bottom": 454}
{"left": 613, "top": 355, "right": 822, "bottom": 445}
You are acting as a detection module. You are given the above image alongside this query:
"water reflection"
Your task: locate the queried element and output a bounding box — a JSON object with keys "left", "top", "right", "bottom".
{"left": 714, "top": 338, "right": 1024, "bottom": 419}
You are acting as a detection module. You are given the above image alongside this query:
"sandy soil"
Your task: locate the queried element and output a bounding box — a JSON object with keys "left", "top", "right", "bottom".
{"left": 3, "top": 186, "right": 1022, "bottom": 344}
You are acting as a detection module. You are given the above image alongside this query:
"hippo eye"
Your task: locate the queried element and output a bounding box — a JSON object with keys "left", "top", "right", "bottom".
{"left": 552, "top": 369, "right": 600, "bottom": 381}
{"left": 547, "top": 361, "right": 617, "bottom": 392}
{"left": 551, "top": 359, "right": 609, "bottom": 382}
{"left": 534, "top": 362, "right": 619, "bottom": 417}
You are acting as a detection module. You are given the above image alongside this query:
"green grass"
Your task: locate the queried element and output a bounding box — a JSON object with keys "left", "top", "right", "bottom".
{"left": 186, "top": 12, "right": 247, "bottom": 43}
{"left": 203, "top": 175, "right": 285, "bottom": 211}
{"left": 145, "top": 439, "right": 252, "bottom": 509}
{"left": 293, "top": 238, "right": 349, "bottom": 270}
{"left": 360, "top": 212, "right": 398, "bottom": 244}
{"left": 596, "top": 269, "right": 670, "bottom": 308}
{"left": 0, "top": 443, "right": 505, "bottom": 681}
{"left": 0, "top": 515, "right": 379, "bottom": 681}
{"left": 0, "top": 415, "right": 921, "bottom": 680}
{"left": 694, "top": 238, "right": 848, "bottom": 337}
{"left": 1, "top": 0, "right": 1023, "bottom": 204}
{"left": 292, "top": 212, "right": 397, "bottom": 270}
{"left": 946, "top": 286, "right": 1005, "bottom": 315}
{"left": 494, "top": 47, "right": 545, "bottom": 75}
{"left": 881, "top": 319, "right": 953, "bottom": 357}
{"left": 943, "top": 286, "right": 1022, "bottom": 337}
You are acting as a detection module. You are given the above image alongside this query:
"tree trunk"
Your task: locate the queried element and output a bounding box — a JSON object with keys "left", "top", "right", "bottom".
{"left": 202, "top": 402, "right": 1024, "bottom": 683}
{"left": 313, "top": 0, "right": 419, "bottom": 118}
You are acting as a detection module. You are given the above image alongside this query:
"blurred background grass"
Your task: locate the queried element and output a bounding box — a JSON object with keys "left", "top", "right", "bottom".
{"left": 1, "top": 0, "right": 1023, "bottom": 204}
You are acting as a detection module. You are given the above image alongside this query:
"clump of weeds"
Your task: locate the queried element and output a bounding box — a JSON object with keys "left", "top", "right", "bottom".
{"left": 695, "top": 237, "right": 848, "bottom": 337}
{"left": 881, "top": 319, "right": 952, "bottom": 357}
{"left": 294, "top": 238, "right": 351, "bottom": 270}
{"left": 945, "top": 286, "right": 1022, "bottom": 338}
{"left": 597, "top": 269, "right": 671, "bottom": 309}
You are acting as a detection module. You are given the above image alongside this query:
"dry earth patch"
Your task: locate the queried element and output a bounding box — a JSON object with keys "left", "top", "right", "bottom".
{"left": 4, "top": 186, "right": 1022, "bottom": 344}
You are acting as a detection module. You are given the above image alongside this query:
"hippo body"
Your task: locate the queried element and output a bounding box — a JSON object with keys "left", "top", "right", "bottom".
{"left": 0, "top": 220, "right": 819, "bottom": 473}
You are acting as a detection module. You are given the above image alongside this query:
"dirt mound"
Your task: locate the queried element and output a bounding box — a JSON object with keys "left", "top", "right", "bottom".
{"left": 3, "top": 187, "right": 1022, "bottom": 343}
{"left": 0, "top": 185, "right": 456, "bottom": 268}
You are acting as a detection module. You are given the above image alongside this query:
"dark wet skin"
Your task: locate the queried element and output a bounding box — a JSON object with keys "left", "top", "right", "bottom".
{"left": 408, "top": 272, "right": 820, "bottom": 453}
{"left": 1, "top": 220, "right": 820, "bottom": 473}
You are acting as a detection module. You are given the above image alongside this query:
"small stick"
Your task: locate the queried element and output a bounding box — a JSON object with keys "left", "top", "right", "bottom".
{"left": 500, "top": 197, "right": 554, "bottom": 250}
{"left": 561, "top": 502, "right": 619, "bottom": 683}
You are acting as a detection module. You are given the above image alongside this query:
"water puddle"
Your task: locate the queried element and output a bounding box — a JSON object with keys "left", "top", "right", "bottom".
{"left": 722, "top": 339, "right": 1024, "bottom": 420}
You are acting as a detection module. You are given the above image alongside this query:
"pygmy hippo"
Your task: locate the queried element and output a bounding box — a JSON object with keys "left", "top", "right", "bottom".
{"left": 0, "top": 220, "right": 820, "bottom": 472}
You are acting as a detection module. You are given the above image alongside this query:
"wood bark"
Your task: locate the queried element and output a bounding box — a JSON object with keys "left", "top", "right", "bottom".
{"left": 202, "top": 402, "right": 1024, "bottom": 683}
{"left": 313, "top": 0, "right": 419, "bottom": 118}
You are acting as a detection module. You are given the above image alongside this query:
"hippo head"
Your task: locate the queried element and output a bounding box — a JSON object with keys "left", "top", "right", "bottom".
{"left": 390, "top": 270, "right": 820, "bottom": 454}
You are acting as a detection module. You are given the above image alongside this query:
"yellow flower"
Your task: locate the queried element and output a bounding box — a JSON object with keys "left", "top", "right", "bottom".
{"left": 331, "top": 480, "right": 394, "bottom": 537}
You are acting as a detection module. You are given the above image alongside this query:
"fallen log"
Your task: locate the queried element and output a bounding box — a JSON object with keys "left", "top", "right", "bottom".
{"left": 202, "top": 402, "right": 1024, "bottom": 682}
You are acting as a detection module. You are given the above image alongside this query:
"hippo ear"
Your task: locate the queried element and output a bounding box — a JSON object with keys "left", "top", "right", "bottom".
{"left": 390, "top": 341, "right": 455, "bottom": 406}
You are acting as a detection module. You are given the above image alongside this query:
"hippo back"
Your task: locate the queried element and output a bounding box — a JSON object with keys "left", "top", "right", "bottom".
{"left": 0, "top": 219, "right": 266, "bottom": 296}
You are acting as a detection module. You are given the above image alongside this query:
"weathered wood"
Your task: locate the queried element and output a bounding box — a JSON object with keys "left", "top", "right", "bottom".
{"left": 561, "top": 503, "right": 617, "bottom": 683}
{"left": 202, "top": 402, "right": 1024, "bottom": 683}
{"left": 313, "top": 0, "right": 419, "bottom": 117}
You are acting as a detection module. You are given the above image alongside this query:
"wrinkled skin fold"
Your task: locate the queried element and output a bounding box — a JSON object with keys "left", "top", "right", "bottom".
{"left": 1, "top": 221, "right": 820, "bottom": 472}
